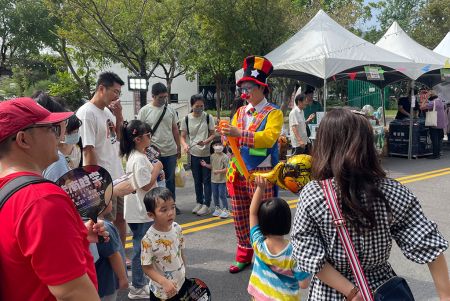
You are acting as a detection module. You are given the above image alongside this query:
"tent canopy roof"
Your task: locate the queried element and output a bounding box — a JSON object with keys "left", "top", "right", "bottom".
{"left": 434, "top": 32, "right": 450, "bottom": 58}
{"left": 236, "top": 10, "right": 419, "bottom": 88}
{"left": 376, "top": 22, "right": 447, "bottom": 81}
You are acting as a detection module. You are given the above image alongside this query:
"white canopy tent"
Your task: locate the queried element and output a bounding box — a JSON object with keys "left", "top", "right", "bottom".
{"left": 264, "top": 11, "right": 417, "bottom": 80}
{"left": 434, "top": 32, "right": 450, "bottom": 58}
{"left": 433, "top": 32, "right": 450, "bottom": 103}
{"left": 235, "top": 10, "right": 419, "bottom": 111}
{"left": 376, "top": 22, "right": 447, "bottom": 85}
{"left": 376, "top": 22, "right": 447, "bottom": 159}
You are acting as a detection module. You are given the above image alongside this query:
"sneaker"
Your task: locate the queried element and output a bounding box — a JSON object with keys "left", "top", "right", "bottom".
{"left": 196, "top": 204, "right": 210, "bottom": 216}
{"left": 192, "top": 203, "right": 202, "bottom": 214}
{"left": 219, "top": 209, "right": 229, "bottom": 219}
{"left": 212, "top": 207, "right": 222, "bottom": 217}
{"left": 128, "top": 285, "right": 150, "bottom": 299}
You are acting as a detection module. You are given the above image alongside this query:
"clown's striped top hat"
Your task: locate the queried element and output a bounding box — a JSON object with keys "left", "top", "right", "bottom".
{"left": 237, "top": 56, "right": 273, "bottom": 90}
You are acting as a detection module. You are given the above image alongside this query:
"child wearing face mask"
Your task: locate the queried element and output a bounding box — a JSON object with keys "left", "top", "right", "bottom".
{"left": 201, "top": 138, "right": 230, "bottom": 218}
{"left": 60, "top": 114, "right": 83, "bottom": 169}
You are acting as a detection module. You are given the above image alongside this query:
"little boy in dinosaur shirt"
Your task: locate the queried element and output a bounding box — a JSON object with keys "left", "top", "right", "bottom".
{"left": 141, "top": 187, "right": 188, "bottom": 300}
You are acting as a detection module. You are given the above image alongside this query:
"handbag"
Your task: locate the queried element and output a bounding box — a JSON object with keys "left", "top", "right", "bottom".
{"left": 321, "top": 179, "right": 415, "bottom": 301}
{"left": 425, "top": 100, "right": 437, "bottom": 127}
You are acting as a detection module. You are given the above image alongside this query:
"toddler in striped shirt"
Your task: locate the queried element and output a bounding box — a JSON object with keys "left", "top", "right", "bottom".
{"left": 247, "top": 176, "right": 310, "bottom": 301}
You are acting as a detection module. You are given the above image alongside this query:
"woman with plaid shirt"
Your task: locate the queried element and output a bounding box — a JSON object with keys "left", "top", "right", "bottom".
{"left": 291, "top": 108, "right": 450, "bottom": 300}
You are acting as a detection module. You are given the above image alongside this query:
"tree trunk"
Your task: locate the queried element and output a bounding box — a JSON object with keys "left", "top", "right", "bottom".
{"left": 139, "top": 68, "right": 147, "bottom": 109}
{"left": 215, "top": 75, "right": 222, "bottom": 120}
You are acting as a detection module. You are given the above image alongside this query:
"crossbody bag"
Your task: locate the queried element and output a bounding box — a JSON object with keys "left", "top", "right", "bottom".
{"left": 321, "top": 179, "right": 415, "bottom": 301}
{"left": 144, "top": 105, "right": 167, "bottom": 134}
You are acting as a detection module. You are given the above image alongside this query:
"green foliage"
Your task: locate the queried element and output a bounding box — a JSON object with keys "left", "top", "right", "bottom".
{"left": 377, "top": 0, "right": 426, "bottom": 32}
{"left": 0, "top": 0, "right": 58, "bottom": 73}
{"left": 411, "top": 0, "right": 450, "bottom": 49}
{"left": 48, "top": 71, "right": 85, "bottom": 110}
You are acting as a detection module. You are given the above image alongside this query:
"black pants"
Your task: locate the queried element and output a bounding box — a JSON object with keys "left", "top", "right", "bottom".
{"left": 150, "top": 278, "right": 192, "bottom": 301}
{"left": 429, "top": 128, "right": 443, "bottom": 158}
{"left": 292, "top": 145, "right": 309, "bottom": 155}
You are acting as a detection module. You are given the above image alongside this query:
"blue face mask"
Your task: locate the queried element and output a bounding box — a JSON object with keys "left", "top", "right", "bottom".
{"left": 64, "top": 132, "right": 80, "bottom": 145}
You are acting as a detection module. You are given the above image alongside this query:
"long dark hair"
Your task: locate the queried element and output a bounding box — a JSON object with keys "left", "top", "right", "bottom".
{"left": 119, "top": 120, "right": 152, "bottom": 158}
{"left": 312, "top": 108, "right": 389, "bottom": 230}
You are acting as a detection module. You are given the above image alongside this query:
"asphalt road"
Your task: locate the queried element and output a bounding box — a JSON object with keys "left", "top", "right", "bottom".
{"left": 118, "top": 151, "right": 450, "bottom": 301}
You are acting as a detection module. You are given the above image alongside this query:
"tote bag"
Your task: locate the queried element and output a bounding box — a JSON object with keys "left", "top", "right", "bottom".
{"left": 425, "top": 100, "right": 437, "bottom": 127}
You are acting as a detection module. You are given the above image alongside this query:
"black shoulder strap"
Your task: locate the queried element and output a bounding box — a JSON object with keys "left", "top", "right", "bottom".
{"left": 0, "top": 175, "right": 52, "bottom": 210}
{"left": 151, "top": 105, "right": 168, "bottom": 134}
{"left": 186, "top": 113, "right": 211, "bottom": 137}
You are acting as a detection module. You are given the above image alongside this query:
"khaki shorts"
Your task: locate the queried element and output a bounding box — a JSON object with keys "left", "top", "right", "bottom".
{"left": 104, "top": 195, "right": 124, "bottom": 222}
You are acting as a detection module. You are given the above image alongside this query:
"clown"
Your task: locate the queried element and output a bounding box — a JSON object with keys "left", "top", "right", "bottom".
{"left": 220, "top": 56, "right": 283, "bottom": 273}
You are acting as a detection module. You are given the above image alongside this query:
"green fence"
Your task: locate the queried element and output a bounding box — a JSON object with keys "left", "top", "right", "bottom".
{"left": 347, "top": 80, "right": 389, "bottom": 109}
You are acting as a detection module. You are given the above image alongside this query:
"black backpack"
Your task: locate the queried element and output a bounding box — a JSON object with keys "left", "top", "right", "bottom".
{"left": 185, "top": 113, "right": 211, "bottom": 137}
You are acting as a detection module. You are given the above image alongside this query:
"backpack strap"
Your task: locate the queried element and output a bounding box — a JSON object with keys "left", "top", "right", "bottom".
{"left": 185, "top": 115, "right": 190, "bottom": 136}
{"left": 0, "top": 175, "right": 53, "bottom": 210}
{"left": 185, "top": 113, "right": 211, "bottom": 138}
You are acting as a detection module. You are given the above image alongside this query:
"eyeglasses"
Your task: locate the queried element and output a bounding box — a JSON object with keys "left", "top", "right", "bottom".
{"left": 23, "top": 124, "right": 62, "bottom": 138}
{"left": 240, "top": 84, "right": 257, "bottom": 94}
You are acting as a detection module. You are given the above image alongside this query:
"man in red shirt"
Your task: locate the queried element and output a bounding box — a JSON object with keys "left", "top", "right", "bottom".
{"left": 0, "top": 98, "right": 102, "bottom": 301}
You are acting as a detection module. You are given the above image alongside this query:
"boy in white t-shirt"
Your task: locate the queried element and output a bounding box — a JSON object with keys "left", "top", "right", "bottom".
{"left": 289, "top": 93, "right": 315, "bottom": 155}
{"left": 119, "top": 120, "right": 164, "bottom": 299}
{"left": 142, "top": 187, "right": 190, "bottom": 300}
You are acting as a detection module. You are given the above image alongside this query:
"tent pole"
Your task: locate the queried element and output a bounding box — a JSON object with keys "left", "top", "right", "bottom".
{"left": 381, "top": 88, "right": 386, "bottom": 127}
{"left": 407, "top": 80, "right": 415, "bottom": 160}
{"left": 323, "top": 78, "right": 327, "bottom": 112}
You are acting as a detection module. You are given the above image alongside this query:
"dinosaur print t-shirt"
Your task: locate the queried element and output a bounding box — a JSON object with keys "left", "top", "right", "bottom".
{"left": 141, "top": 222, "right": 185, "bottom": 299}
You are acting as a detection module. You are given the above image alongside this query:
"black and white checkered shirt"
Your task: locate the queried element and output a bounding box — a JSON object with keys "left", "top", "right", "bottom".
{"left": 291, "top": 178, "right": 448, "bottom": 300}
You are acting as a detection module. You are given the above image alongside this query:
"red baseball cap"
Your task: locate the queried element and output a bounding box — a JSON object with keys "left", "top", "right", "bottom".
{"left": 0, "top": 97, "right": 73, "bottom": 142}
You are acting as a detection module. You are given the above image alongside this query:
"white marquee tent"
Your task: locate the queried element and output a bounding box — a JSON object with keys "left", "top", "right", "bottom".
{"left": 433, "top": 32, "right": 450, "bottom": 103}
{"left": 376, "top": 22, "right": 447, "bottom": 85}
{"left": 236, "top": 9, "right": 418, "bottom": 97}
{"left": 434, "top": 32, "right": 450, "bottom": 58}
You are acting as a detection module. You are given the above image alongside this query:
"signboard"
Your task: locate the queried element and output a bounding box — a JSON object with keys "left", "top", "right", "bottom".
{"left": 364, "top": 66, "right": 384, "bottom": 81}
{"left": 441, "top": 69, "right": 450, "bottom": 81}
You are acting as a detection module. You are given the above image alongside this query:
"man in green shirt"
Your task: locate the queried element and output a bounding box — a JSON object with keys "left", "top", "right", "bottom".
{"left": 302, "top": 86, "right": 323, "bottom": 125}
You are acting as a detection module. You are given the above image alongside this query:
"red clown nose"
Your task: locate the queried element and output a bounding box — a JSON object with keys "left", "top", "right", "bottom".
{"left": 241, "top": 93, "right": 250, "bottom": 100}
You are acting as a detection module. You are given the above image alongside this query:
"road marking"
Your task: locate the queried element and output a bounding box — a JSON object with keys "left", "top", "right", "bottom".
{"left": 124, "top": 167, "right": 450, "bottom": 247}
{"left": 396, "top": 167, "right": 450, "bottom": 182}
{"left": 399, "top": 170, "right": 450, "bottom": 184}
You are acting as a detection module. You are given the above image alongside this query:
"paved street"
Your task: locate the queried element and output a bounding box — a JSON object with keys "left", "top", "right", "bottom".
{"left": 118, "top": 151, "right": 450, "bottom": 301}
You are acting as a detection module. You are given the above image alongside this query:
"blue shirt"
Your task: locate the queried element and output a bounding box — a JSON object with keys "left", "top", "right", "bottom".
{"left": 95, "top": 220, "right": 126, "bottom": 297}
{"left": 42, "top": 151, "right": 70, "bottom": 182}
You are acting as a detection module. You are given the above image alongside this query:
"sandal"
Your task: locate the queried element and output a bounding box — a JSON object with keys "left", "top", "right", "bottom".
{"left": 229, "top": 261, "right": 250, "bottom": 273}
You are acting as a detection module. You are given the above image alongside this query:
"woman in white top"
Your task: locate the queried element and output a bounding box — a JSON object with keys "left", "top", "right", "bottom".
{"left": 119, "top": 120, "right": 163, "bottom": 299}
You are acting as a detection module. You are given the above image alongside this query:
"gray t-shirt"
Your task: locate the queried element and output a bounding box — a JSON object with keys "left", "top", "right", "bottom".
{"left": 180, "top": 112, "right": 214, "bottom": 158}
{"left": 138, "top": 103, "right": 178, "bottom": 157}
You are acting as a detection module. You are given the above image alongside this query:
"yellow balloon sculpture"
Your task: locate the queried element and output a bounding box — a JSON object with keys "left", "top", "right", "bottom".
{"left": 250, "top": 154, "right": 312, "bottom": 193}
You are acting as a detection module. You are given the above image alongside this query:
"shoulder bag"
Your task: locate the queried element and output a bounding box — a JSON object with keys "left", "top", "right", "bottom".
{"left": 425, "top": 100, "right": 437, "bottom": 127}
{"left": 321, "top": 179, "right": 415, "bottom": 301}
{"left": 144, "top": 105, "right": 167, "bottom": 134}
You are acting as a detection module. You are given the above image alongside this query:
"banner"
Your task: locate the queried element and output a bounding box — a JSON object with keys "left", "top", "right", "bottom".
{"left": 364, "top": 66, "right": 384, "bottom": 81}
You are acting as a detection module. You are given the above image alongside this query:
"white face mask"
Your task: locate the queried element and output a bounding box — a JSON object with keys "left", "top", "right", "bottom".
{"left": 63, "top": 132, "right": 80, "bottom": 145}
{"left": 213, "top": 145, "right": 224, "bottom": 153}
